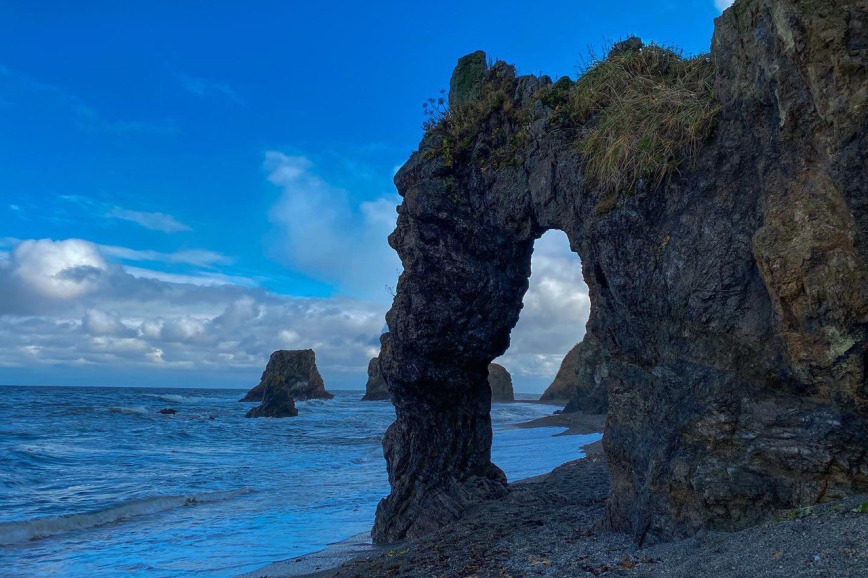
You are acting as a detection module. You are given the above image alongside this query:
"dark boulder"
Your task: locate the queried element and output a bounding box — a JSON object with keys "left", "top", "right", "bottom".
{"left": 240, "top": 349, "right": 333, "bottom": 403}
{"left": 245, "top": 383, "right": 298, "bottom": 418}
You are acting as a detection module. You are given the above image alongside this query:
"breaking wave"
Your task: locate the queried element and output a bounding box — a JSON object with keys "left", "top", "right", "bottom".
{"left": 0, "top": 488, "right": 252, "bottom": 546}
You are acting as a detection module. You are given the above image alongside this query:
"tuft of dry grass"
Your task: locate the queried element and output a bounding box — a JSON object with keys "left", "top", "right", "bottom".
{"left": 423, "top": 72, "right": 524, "bottom": 169}
{"left": 571, "top": 43, "right": 719, "bottom": 200}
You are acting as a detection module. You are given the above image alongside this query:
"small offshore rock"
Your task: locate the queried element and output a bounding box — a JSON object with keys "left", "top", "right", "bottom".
{"left": 245, "top": 383, "right": 299, "bottom": 418}
{"left": 158, "top": 408, "right": 177, "bottom": 415}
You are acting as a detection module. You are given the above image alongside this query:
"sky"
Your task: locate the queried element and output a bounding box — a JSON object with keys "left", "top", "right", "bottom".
{"left": 0, "top": 0, "right": 733, "bottom": 391}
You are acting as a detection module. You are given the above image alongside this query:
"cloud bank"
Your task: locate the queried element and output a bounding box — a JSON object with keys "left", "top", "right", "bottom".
{"left": 0, "top": 229, "right": 589, "bottom": 391}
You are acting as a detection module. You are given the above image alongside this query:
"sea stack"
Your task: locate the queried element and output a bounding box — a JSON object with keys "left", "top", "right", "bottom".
{"left": 539, "top": 335, "right": 608, "bottom": 413}
{"left": 488, "top": 363, "right": 514, "bottom": 402}
{"left": 361, "top": 357, "right": 390, "bottom": 401}
{"left": 243, "top": 349, "right": 332, "bottom": 418}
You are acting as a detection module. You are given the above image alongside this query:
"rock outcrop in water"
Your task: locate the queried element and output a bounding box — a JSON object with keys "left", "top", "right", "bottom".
{"left": 488, "top": 363, "right": 514, "bottom": 402}
{"left": 372, "top": 0, "right": 867, "bottom": 544}
{"left": 240, "top": 349, "right": 333, "bottom": 404}
{"left": 245, "top": 383, "right": 299, "bottom": 418}
{"left": 540, "top": 335, "right": 609, "bottom": 413}
{"left": 361, "top": 357, "right": 390, "bottom": 401}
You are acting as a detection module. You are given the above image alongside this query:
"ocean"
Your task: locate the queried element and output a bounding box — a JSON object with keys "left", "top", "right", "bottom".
{"left": 0, "top": 386, "right": 601, "bottom": 577}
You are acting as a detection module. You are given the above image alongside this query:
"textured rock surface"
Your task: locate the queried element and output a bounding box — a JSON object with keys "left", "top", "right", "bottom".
{"left": 361, "top": 356, "right": 390, "bottom": 401}
{"left": 488, "top": 363, "right": 514, "bottom": 401}
{"left": 540, "top": 334, "right": 609, "bottom": 413}
{"left": 241, "top": 349, "right": 332, "bottom": 404}
{"left": 364, "top": 357, "right": 512, "bottom": 402}
{"left": 245, "top": 383, "right": 299, "bottom": 418}
{"left": 373, "top": 0, "right": 867, "bottom": 545}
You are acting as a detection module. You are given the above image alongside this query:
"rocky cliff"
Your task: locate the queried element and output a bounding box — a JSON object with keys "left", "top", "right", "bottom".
{"left": 241, "top": 349, "right": 333, "bottom": 404}
{"left": 361, "top": 356, "right": 390, "bottom": 401}
{"left": 540, "top": 335, "right": 609, "bottom": 413}
{"left": 373, "top": 0, "right": 867, "bottom": 545}
{"left": 488, "top": 363, "right": 514, "bottom": 401}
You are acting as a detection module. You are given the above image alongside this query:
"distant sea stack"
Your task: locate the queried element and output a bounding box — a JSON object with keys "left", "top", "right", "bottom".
{"left": 540, "top": 335, "right": 608, "bottom": 413}
{"left": 488, "top": 363, "right": 514, "bottom": 402}
{"left": 361, "top": 357, "right": 390, "bottom": 401}
{"left": 244, "top": 350, "right": 333, "bottom": 418}
{"left": 240, "top": 349, "right": 333, "bottom": 404}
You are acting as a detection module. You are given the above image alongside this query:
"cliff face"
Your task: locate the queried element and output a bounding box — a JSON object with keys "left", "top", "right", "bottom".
{"left": 362, "top": 357, "right": 390, "bottom": 401}
{"left": 540, "top": 335, "right": 609, "bottom": 413}
{"left": 373, "top": 0, "right": 867, "bottom": 545}
{"left": 488, "top": 363, "right": 514, "bottom": 401}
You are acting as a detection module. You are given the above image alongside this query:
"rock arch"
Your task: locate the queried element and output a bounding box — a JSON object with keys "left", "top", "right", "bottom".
{"left": 373, "top": 0, "right": 868, "bottom": 544}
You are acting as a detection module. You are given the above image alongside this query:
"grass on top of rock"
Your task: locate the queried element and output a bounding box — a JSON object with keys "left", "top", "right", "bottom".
{"left": 422, "top": 65, "right": 528, "bottom": 169}
{"left": 420, "top": 40, "right": 719, "bottom": 206}
{"left": 571, "top": 40, "right": 719, "bottom": 203}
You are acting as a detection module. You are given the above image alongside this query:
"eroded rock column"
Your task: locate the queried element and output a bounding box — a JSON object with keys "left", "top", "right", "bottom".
{"left": 371, "top": 144, "right": 537, "bottom": 542}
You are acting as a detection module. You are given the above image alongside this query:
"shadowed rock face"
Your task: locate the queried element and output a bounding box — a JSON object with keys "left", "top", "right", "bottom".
{"left": 364, "top": 354, "right": 514, "bottom": 403}
{"left": 541, "top": 335, "right": 609, "bottom": 413}
{"left": 362, "top": 357, "right": 390, "bottom": 401}
{"left": 373, "top": 0, "right": 867, "bottom": 545}
{"left": 241, "top": 349, "right": 333, "bottom": 404}
{"left": 245, "top": 383, "right": 298, "bottom": 418}
{"left": 488, "top": 363, "right": 514, "bottom": 402}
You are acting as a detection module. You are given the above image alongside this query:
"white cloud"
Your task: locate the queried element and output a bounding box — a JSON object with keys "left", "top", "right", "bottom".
{"left": 0, "top": 237, "right": 387, "bottom": 386}
{"left": 714, "top": 0, "right": 734, "bottom": 11}
{"left": 0, "top": 231, "right": 590, "bottom": 391}
{"left": 99, "top": 245, "right": 232, "bottom": 267}
{"left": 265, "top": 151, "right": 401, "bottom": 302}
{"left": 106, "top": 207, "right": 192, "bottom": 233}
{"left": 9, "top": 238, "right": 108, "bottom": 299}
{"left": 496, "top": 230, "right": 590, "bottom": 381}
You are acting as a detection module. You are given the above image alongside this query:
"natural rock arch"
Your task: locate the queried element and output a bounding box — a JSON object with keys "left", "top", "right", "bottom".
{"left": 373, "top": 0, "right": 867, "bottom": 545}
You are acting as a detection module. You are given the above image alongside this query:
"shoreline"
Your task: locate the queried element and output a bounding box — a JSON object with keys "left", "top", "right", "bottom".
{"left": 240, "top": 413, "right": 603, "bottom": 578}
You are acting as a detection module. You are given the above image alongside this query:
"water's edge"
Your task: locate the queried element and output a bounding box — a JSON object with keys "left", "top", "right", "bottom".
{"left": 239, "top": 432, "right": 604, "bottom": 578}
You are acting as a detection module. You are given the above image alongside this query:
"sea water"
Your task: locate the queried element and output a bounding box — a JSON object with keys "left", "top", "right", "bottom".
{"left": 0, "top": 387, "right": 601, "bottom": 577}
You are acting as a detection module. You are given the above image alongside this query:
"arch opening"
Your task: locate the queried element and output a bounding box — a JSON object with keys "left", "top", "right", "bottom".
{"left": 489, "top": 230, "right": 599, "bottom": 482}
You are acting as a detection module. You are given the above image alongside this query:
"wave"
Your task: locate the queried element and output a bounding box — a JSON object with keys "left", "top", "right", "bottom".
{"left": 144, "top": 393, "right": 203, "bottom": 404}
{"left": 106, "top": 406, "right": 149, "bottom": 416}
{"left": 0, "top": 488, "right": 252, "bottom": 546}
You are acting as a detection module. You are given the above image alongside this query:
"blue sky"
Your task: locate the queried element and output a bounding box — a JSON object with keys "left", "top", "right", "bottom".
{"left": 0, "top": 0, "right": 731, "bottom": 390}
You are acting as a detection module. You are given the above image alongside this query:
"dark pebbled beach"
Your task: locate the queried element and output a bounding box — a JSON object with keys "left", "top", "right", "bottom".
{"left": 306, "top": 451, "right": 868, "bottom": 578}
{"left": 242, "top": 415, "right": 868, "bottom": 578}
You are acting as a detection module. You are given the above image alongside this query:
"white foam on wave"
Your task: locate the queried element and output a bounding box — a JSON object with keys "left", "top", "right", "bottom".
{"left": 144, "top": 393, "right": 203, "bottom": 403}
{"left": 106, "top": 405, "right": 149, "bottom": 415}
{"left": 0, "top": 488, "right": 252, "bottom": 546}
